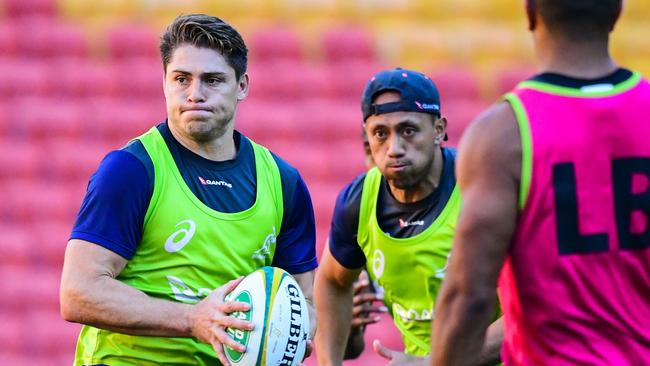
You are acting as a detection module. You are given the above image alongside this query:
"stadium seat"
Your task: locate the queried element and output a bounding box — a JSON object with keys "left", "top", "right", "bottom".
{"left": 83, "top": 98, "right": 165, "bottom": 143}
{"left": 3, "top": 180, "right": 81, "bottom": 222}
{"left": 47, "top": 139, "right": 111, "bottom": 182}
{"left": 327, "top": 59, "right": 385, "bottom": 99}
{"left": 0, "top": 59, "right": 50, "bottom": 98}
{"left": 372, "top": 23, "right": 449, "bottom": 68}
{"left": 0, "top": 314, "right": 28, "bottom": 356}
{"left": 106, "top": 24, "right": 159, "bottom": 60}
{"left": 444, "top": 99, "right": 490, "bottom": 146}
{"left": 248, "top": 60, "right": 335, "bottom": 100}
{"left": 0, "top": 140, "right": 40, "bottom": 180}
{"left": 236, "top": 99, "right": 299, "bottom": 142}
{"left": 32, "top": 219, "right": 74, "bottom": 267}
{"left": 429, "top": 67, "right": 481, "bottom": 101}
{"left": 10, "top": 97, "right": 84, "bottom": 141}
{"left": 2, "top": 0, "right": 56, "bottom": 19}
{"left": 47, "top": 58, "right": 118, "bottom": 99}
{"left": 0, "top": 225, "right": 32, "bottom": 266}
{"left": 0, "top": 22, "right": 19, "bottom": 57}
{"left": 24, "top": 309, "right": 82, "bottom": 357}
{"left": 249, "top": 26, "right": 303, "bottom": 62}
{"left": 111, "top": 58, "right": 165, "bottom": 99}
{"left": 324, "top": 141, "right": 366, "bottom": 183}
{"left": 495, "top": 65, "right": 536, "bottom": 97}
{"left": 0, "top": 265, "right": 61, "bottom": 311}
{"left": 17, "top": 18, "right": 88, "bottom": 59}
{"left": 321, "top": 26, "right": 376, "bottom": 63}
{"left": 296, "top": 99, "right": 362, "bottom": 143}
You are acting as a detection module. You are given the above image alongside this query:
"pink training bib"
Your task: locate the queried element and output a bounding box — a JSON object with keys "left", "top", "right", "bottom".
{"left": 500, "top": 73, "right": 650, "bottom": 366}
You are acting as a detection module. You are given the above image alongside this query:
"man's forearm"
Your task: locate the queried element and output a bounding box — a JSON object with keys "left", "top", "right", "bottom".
{"left": 315, "top": 279, "right": 355, "bottom": 366}
{"left": 431, "top": 290, "right": 495, "bottom": 366}
{"left": 61, "top": 272, "right": 194, "bottom": 337}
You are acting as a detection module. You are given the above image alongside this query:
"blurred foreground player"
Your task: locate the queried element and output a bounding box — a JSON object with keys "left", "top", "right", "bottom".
{"left": 315, "top": 68, "right": 502, "bottom": 366}
{"left": 431, "top": 1, "right": 650, "bottom": 365}
{"left": 60, "top": 14, "right": 317, "bottom": 365}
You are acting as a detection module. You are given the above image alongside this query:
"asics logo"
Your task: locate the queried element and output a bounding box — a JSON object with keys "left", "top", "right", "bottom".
{"left": 164, "top": 219, "right": 197, "bottom": 253}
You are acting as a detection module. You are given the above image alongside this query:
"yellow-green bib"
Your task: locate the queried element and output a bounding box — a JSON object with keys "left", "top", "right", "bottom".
{"left": 357, "top": 167, "right": 460, "bottom": 356}
{"left": 74, "top": 127, "right": 284, "bottom": 365}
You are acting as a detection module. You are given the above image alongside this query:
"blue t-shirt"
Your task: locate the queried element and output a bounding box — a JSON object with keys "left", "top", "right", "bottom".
{"left": 329, "top": 147, "right": 457, "bottom": 269}
{"left": 71, "top": 122, "right": 317, "bottom": 274}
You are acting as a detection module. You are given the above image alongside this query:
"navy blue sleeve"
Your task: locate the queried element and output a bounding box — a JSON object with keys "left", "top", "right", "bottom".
{"left": 69, "top": 147, "right": 153, "bottom": 259}
{"left": 329, "top": 175, "right": 367, "bottom": 269}
{"left": 271, "top": 154, "right": 318, "bottom": 274}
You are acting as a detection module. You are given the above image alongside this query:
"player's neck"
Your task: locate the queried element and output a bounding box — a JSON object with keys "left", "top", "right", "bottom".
{"left": 168, "top": 122, "right": 237, "bottom": 162}
{"left": 535, "top": 34, "right": 618, "bottom": 79}
{"left": 388, "top": 147, "right": 443, "bottom": 204}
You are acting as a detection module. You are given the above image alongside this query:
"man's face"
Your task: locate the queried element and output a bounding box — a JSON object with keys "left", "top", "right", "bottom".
{"left": 364, "top": 91, "right": 444, "bottom": 190}
{"left": 163, "top": 44, "right": 248, "bottom": 142}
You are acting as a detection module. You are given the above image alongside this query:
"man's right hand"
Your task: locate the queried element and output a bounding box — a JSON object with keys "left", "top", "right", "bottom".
{"left": 351, "top": 271, "right": 388, "bottom": 329}
{"left": 189, "top": 277, "right": 254, "bottom": 366}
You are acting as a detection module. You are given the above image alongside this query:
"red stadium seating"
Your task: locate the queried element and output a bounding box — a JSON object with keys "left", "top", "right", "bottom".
{"left": 106, "top": 24, "right": 159, "bottom": 60}
{"left": 10, "top": 97, "right": 84, "bottom": 141}
{"left": 443, "top": 99, "right": 490, "bottom": 146}
{"left": 17, "top": 18, "right": 88, "bottom": 59}
{"left": 24, "top": 309, "right": 82, "bottom": 358}
{"left": 0, "top": 265, "right": 61, "bottom": 311}
{"left": 33, "top": 219, "right": 74, "bottom": 267}
{"left": 2, "top": 0, "right": 57, "bottom": 19}
{"left": 82, "top": 97, "right": 165, "bottom": 144}
{"left": 429, "top": 67, "right": 481, "bottom": 101}
{"left": 0, "top": 59, "right": 51, "bottom": 98}
{"left": 46, "top": 139, "right": 111, "bottom": 182}
{"left": 0, "top": 140, "right": 41, "bottom": 180}
{"left": 0, "top": 22, "right": 19, "bottom": 57}
{"left": 327, "top": 59, "right": 384, "bottom": 99}
{"left": 321, "top": 26, "right": 375, "bottom": 63}
{"left": 3, "top": 180, "right": 81, "bottom": 222}
{"left": 0, "top": 225, "right": 32, "bottom": 266}
{"left": 247, "top": 60, "right": 335, "bottom": 100}
{"left": 249, "top": 26, "right": 303, "bottom": 62}
{"left": 295, "top": 99, "right": 361, "bottom": 142}
{"left": 236, "top": 99, "right": 299, "bottom": 142}
{"left": 111, "top": 57, "right": 165, "bottom": 99}
{"left": 496, "top": 65, "right": 536, "bottom": 96}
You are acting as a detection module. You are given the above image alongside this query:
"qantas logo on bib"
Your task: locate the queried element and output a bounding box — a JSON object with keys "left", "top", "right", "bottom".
{"left": 198, "top": 176, "right": 233, "bottom": 188}
{"left": 399, "top": 218, "right": 424, "bottom": 228}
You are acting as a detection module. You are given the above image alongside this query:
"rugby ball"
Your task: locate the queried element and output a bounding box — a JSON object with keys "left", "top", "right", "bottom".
{"left": 224, "top": 266, "right": 310, "bottom": 366}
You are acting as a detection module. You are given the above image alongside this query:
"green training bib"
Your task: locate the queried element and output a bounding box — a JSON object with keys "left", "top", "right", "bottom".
{"left": 74, "top": 127, "right": 284, "bottom": 365}
{"left": 358, "top": 167, "right": 460, "bottom": 356}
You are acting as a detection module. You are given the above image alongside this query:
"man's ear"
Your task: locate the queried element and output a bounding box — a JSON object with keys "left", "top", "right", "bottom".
{"left": 434, "top": 116, "right": 448, "bottom": 145}
{"left": 526, "top": 0, "right": 537, "bottom": 31}
{"left": 237, "top": 73, "right": 250, "bottom": 101}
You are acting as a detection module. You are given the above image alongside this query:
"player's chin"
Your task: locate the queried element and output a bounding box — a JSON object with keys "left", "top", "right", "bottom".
{"left": 184, "top": 119, "right": 227, "bottom": 141}
{"left": 385, "top": 174, "right": 415, "bottom": 189}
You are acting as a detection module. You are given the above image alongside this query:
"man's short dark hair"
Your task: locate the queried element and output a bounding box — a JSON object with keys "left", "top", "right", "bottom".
{"left": 534, "top": 0, "right": 622, "bottom": 40}
{"left": 160, "top": 14, "right": 248, "bottom": 79}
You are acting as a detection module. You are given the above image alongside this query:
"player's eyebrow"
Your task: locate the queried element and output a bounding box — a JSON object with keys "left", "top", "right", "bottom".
{"left": 169, "top": 70, "right": 227, "bottom": 77}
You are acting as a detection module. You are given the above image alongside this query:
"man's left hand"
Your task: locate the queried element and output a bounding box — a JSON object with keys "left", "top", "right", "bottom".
{"left": 373, "top": 339, "right": 430, "bottom": 366}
